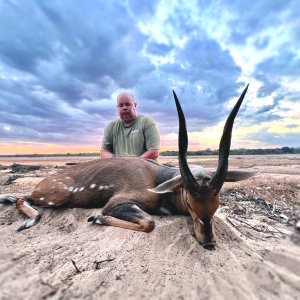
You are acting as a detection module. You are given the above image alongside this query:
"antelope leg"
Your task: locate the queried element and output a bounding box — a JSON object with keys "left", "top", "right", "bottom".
{"left": 0, "top": 195, "right": 16, "bottom": 204}
{"left": 88, "top": 203, "right": 155, "bottom": 233}
{"left": 16, "top": 198, "right": 41, "bottom": 231}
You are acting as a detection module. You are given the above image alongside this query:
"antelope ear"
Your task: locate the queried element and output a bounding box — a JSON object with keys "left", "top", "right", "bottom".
{"left": 147, "top": 175, "right": 183, "bottom": 194}
{"left": 225, "top": 170, "right": 258, "bottom": 182}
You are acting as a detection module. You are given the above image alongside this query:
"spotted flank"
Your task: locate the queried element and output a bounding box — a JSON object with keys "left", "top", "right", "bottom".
{"left": 90, "top": 184, "right": 96, "bottom": 189}
{"left": 79, "top": 187, "right": 85, "bottom": 192}
{"left": 73, "top": 188, "right": 79, "bottom": 193}
{"left": 39, "top": 197, "right": 44, "bottom": 201}
{"left": 69, "top": 187, "right": 74, "bottom": 192}
{"left": 48, "top": 201, "right": 54, "bottom": 206}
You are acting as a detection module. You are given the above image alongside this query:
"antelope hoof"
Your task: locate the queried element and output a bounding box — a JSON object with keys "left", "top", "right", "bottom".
{"left": 0, "top": 196, "right": 16, "bottom": 205}
{"left": 16, "top": 215, "right": 41, "bottom": 232}
{"left": 88, "top": 215, "right": 106, "bottom": 225}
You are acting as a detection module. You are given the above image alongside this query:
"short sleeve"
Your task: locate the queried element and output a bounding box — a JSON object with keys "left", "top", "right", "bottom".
{"left": 143, "top": 117, "right": 160, "bottom": 150}
{"left": 101, "top": 122, "right": 114, "bottom": 152}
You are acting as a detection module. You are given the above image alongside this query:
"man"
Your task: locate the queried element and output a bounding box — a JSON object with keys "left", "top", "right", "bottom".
{"left": 100, "top": 92, "right": 160, "bottom": 160}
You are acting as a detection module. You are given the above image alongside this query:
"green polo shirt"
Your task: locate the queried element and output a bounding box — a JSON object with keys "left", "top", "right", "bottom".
{"left": 101, "top": 115, "right": 160, "bottom": 156}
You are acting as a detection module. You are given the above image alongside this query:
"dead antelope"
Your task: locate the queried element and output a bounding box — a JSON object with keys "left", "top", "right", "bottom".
{"left": 1, "top": 84, "right": 253, "bottom": 249}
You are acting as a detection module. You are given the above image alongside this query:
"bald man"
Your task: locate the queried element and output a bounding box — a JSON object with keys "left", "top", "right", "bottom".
{"left": 100, "top": 92, "right": 160, "bottom": 160}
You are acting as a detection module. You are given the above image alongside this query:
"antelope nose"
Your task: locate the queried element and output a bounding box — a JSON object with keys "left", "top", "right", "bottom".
{"left": 203, "top": 242, "right": 215, "bottom": 250}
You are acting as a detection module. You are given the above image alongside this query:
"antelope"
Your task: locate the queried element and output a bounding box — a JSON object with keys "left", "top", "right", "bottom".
{"left": 0, "top": 84, "right": 254, "bottom": 249}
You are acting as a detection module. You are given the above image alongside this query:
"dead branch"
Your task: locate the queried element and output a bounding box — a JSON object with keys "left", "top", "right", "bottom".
{"left": 71, "top": 259, "right": 81, "bottom": 273}
{"left": 94, "top": 257, "right": 115, "bottom": 270}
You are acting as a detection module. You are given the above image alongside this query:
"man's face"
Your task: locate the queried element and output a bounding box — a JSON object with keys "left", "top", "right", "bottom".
{"left": 117, "top": 94, "right": 137, "bottom": 125}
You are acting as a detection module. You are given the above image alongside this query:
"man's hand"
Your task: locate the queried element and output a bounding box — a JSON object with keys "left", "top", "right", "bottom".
{"left": 100, "top": 149, "right": 159, "bottom": 160}
{"left": 100, "top": 150, "right": 115, "bottom": 158}
{"left": 140, "top": 149, "right": 159, "bottom": 160}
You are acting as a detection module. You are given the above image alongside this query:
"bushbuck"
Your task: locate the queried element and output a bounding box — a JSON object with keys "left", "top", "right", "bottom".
{"left": 0, "top": 85, "right": 253, "bottom": 249}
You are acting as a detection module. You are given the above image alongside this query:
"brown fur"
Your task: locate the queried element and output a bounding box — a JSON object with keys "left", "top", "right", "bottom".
{"left": 7, "top": 156, "right": 254, "bottom": 249}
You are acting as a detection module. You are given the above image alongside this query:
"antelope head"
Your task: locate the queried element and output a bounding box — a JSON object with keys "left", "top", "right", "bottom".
{"left": 150, "top": 85, "right": 250, "bottom": 249}
{"left": 175, "top": 84, "right": 249, "bottom": 249}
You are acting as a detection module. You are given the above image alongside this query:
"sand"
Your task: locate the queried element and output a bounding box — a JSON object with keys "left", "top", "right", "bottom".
{"left": 0, "top": 155, "right": 299, "bottom": 300}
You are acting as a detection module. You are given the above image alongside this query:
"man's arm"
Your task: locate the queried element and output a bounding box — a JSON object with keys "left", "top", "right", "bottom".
{"left": 100, "top": 122, "right": 115, "bottom": 158}
{"left": 140, "top": 149, "right": 159, "bottom": 160}
{"left": 143, "top": 117, "right": 160, "bottom": 160}
{"left": 101, "top": 149, "right": 158, "bottom": 159}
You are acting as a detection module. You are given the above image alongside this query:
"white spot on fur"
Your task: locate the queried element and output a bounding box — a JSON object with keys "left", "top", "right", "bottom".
{"left": 73, "top": 188, "right": 78, "bottom": 193}
{"left": 79, "top": 187, "right": 84, "bottom": 192}
{"left": 25, "top": 219, "right": 35, "bottom": 228}
{"left": 48, "top": 202, "right": 54, "bottom": 206}
{"left": 24, "top": 202, "right": 39, "bottom": 213}
{"left": 90, "top": 184, "right": 96, "bottom": 189}
{"left": 99, "top": 185, "right": 109, "bottom": 190}
{"left": 39, "top": 197, "right": 44, "bottom": 201}
{"left": 69, "top": 187, "right": 74, "bottom": 192}
{"left": 64, "top": 186, "right": 68, "bottom": 190}
{"left": 53, "top": 179, "right": 57, "bottom": 182}
{"left": 94, "top": 218, "right": 103, "bottom": 225}
{"left": 24, "top": 202, "right": 32, "bottom": 209}
{"left": 65, "top": 176, "right": 71, "bottom": 179}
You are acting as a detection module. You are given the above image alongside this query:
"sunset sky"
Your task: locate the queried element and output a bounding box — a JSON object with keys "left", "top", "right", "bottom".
{"left": 0, "top": 0, "right": 299, "bottom": 155}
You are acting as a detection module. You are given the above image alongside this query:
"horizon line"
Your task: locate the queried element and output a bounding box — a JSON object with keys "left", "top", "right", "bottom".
{"left": 0, "top": 146, "right": 299, "bottom": 157}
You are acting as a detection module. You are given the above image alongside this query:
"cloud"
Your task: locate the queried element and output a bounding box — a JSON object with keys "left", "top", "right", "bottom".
{"left": 0, "top": 0, "right": 299, "bottom": 154}
{"left": 246, "top": 129, "right": 300, "bottom": 148}
{"left": 0, "top": 0, "right": 155, "bottom": 98}
{"left": 217, "top": 0, "right": 294, "bottom": 44}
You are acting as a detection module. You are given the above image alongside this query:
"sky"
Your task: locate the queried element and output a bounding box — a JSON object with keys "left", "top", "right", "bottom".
{"left": 0, "top": 0, "right": 299, "bottom": 155}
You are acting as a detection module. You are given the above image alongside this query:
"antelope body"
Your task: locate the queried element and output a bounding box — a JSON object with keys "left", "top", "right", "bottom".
{"left": 1, "top": 85, "right": 253, "bottom": 249}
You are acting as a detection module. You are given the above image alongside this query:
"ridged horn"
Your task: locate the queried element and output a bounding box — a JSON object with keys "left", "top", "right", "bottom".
{"left": 209, "top": 84, "right": 249, "bottom": 194}
{"left": 173, "top": 90, "right": 200, "bottom": 195}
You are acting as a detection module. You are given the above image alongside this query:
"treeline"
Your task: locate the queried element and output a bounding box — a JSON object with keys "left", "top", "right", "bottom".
{"left": 0, "top": 147, "right": 299, "bottom": 157}
{"left": 160, "top": 147, "right": 300, "bottom": 156}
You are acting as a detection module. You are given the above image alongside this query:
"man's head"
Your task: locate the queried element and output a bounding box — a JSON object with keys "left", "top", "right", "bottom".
{"left": 117, "top": 92, "right": 137, "bottom": 126}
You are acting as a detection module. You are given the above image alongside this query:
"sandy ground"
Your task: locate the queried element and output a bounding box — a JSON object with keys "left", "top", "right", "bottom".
{"left": 0, "top": 155, "right": 299, "bottom": 300}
